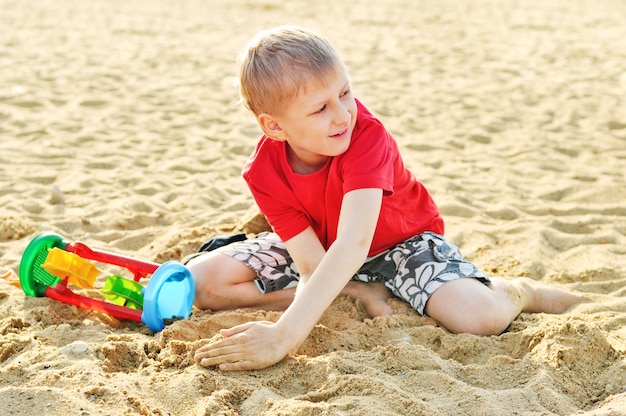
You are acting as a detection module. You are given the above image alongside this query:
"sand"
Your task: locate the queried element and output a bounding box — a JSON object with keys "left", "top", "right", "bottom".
{"left": 1, "top": 0, "right": 625, "bottom": 414}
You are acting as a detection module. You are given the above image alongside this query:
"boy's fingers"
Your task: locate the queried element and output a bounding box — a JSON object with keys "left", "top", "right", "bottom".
{"left": 196, "top": 348, "right": 246, "bottom": 367}
{"left": 194, "top": 339, "right": 238, "bottom": 362}
{"left": 194, "top": 321, "right": 283, "bottom": 370}
{"left": 194, "top": 336, "right": 230, "bottom": 355}
{"left": 217, "top": 360, "right": 261, "bottom": 372}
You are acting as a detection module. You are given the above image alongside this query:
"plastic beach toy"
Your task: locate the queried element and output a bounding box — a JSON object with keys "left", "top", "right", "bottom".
{"left": 42, "top": 248, "right": 101, "bottom": 289}
{"left": 102, "top": 275, "right": 144, "bottom": 309}
{"left": 18, "top": 231, "right": 195, "bottom": 332}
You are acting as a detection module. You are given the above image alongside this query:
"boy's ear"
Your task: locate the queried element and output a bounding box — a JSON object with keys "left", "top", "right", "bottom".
{"left": 257, "top": 113, "right": 286, "bottom": 141}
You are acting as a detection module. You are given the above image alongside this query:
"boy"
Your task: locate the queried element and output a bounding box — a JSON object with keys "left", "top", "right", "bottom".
{"left": 189, "top": 26, "right": 584, "bottom": 371}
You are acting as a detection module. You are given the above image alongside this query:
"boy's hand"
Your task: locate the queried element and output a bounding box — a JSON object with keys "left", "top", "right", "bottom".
{"left": 194, "top": 321, "right": 294, "bottom": 371}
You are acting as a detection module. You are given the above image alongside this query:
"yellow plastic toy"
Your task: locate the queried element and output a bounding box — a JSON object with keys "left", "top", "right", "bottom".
{"left": 41, "top": 247, "right": 101, "bottom": 289}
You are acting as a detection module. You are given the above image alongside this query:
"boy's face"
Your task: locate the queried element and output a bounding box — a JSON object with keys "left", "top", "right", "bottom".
{"left": 262, "top": 65, "right": 357, "bottom": 174}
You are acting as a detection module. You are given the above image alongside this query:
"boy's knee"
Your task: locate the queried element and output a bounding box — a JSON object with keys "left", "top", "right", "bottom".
{"left": 185, "top": 254, "right": 232, "bottom": 310}
{"left": 185, "top": 252, "right": 256, "bottom": 311}
{"left": 191, "top": 272, "right": 224, "bottom": 310}
{"left": 462, "top": 309, "right": 511, "bottom": 335}
{"left": 428, "top": 298, "right": 511, "bottom": 336}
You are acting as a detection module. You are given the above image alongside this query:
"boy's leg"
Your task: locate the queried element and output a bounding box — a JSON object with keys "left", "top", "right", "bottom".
{"left": 424, "top": 277, "right": 586, "bottom": 335}
{"left": 343, "top": 281, "right": 394, "bottom": 317}
{"left": 186, "top": 251, "right": 296, "bottom": 311}
{"left": 186, "top": 238, "right": 393, "bottom": 316}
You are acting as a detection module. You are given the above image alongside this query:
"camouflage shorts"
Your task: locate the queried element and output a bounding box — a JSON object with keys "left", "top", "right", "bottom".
{"left": 210, "top": 231, "right": 491, "bottom": 315}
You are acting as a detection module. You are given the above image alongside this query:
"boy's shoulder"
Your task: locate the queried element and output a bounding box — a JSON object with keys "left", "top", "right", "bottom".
{"left": 354, "top": 99, "right": 386, "bottom": 134}
{"left": 244, "top": 135, "right": 280, "bottom": 169}
{"left": 355, "top": 98, "right": 375, "bottom": 122}
{"left": 353, "top": 99, "right": 392, "bottom": 146}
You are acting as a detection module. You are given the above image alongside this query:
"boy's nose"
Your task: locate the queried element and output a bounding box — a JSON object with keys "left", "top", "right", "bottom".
{"left": 333, "top": 103, "right": 351, "bottom": 125}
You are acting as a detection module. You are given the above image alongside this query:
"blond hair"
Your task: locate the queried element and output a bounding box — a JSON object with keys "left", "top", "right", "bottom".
{"left": 237, "top": 26, "right": 342, "bottom": 116}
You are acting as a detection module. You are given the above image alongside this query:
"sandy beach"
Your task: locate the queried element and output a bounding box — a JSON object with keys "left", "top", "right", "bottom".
{"left": 1, "top": 0, "right": 625, "bottom": 414}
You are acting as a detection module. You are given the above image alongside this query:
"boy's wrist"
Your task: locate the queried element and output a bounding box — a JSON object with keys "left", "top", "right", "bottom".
{"left": 275, "top": 308, "right": 318, "bottom": 351}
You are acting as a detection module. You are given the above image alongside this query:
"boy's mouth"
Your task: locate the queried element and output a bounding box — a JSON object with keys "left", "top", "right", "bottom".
{"left": 330, "top": 128, "right": 349, "bottom": 138}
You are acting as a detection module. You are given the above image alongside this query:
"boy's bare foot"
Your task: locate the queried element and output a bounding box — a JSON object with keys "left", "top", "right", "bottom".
{"left": 514, "top": 277, "right": 589, "bottom": 314}
{"left": 343, "top": 281, "right": 394, "bottom": 317}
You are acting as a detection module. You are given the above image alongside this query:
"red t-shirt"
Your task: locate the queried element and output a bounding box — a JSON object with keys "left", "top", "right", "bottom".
{"left": 243, "top": 99, "right": 444, "bottom": 256}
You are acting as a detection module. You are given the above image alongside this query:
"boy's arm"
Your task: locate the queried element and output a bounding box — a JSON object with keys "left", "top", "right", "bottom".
{"left": 278, "top": 187, "right": 383, "bottom": 344}
{"left": 194, "top": 188, "right": 383, "bottom": 371}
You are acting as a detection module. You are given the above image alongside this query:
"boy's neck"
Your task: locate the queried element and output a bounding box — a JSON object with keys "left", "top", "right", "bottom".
{"left": 286, "top": 144, "right": 329, "bottom": 174}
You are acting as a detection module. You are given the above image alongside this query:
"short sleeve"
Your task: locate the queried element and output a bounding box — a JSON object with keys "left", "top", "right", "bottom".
{"left": 339, "top": 113, "right": 395, "bottom": 195}
{"left": 242, "top": 137, "right": 314, "bottom": 242}
{"left": 246, "top": 179, "right": 311, "bottom": 242}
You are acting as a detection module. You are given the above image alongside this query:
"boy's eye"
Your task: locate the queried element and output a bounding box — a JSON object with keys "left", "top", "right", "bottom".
{"left": 311, "top": 89, "right": 350, "bottom": 115}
